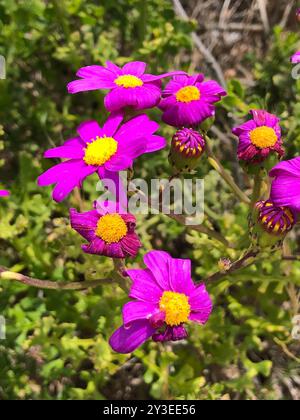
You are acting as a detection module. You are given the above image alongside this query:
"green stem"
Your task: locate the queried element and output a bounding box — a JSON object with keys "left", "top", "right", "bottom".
{"left": 251, "top": 171, "right": 263, "bottom": 208}
{"left": 204, "top": 135, "right": 250, "bottom": 205}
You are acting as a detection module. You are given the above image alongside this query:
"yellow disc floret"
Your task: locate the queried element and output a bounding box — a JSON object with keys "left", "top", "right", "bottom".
{"left": 249, "top": 126, "right": 278, "bottom": 149}
{"left": 176, "top": 85, "right": 200, "bottom": 103}
{"left": 95, "top": 214, "right": 128, "bottom": 244}
{"left": 83, "top": 136, "right": 118, "bottom": 166}
{"left": 159, "top": 291, "right": 191, "bottom": 326}
{"left": 114, "top": 74, "right": 143, "bottom": 88}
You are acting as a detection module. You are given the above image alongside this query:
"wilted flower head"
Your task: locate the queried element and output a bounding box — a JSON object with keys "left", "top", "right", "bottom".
{"left": 67, "top": 61, "right": 185, "bottom": 112}
{"left": 159, "top": 74, "right": 226, "bottom": 127}
{"left": 109, "top": 250, "right": 212, "bottom": 353}
{"left": 232, "top": 109, "right": 284, "bottom": 164}
{"left": 38, "top": 112, "right": 166, "bottom": 202}
{"left": 169, "top": 127, "right": 205, "bottom": 173}
{"left": 291, "top": 51, "right": 300, "bottom": 64}
{"left": 70, "top": 202, "right": 141, "bottom": 259}
{"left": 269, "top": 156, "right": 300, "bottom": 212}
{"left": 255, "top": 200, "right": 295, "bottom": 236}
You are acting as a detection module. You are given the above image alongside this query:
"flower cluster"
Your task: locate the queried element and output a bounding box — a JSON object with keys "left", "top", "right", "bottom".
{"left": 36, "top": 27, "right": 300, "bottom": 354}
{"left": 37, "top": 60, "right": 229, "bottom": 353}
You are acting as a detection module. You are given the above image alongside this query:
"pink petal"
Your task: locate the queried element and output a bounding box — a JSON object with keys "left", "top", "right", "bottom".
{"left": 143, "top": 250, "right": 171, "bottom": 290}
{"left": 128, "top": 268, "right": 163, "bottom": 303}
{"left": 145, "top": 135, "right": 166, "bottom": 153}
{"left": 115, "top": 114, "right": 159, "bottom": 141}
{"left": 77, "top": 121, "right": 103, "bottom": 143}
{"left": 69, "top": 208, "right": 98, "bottom": 241}
{"left": 104, "top": 154, "right": 133, "bottom": 172}
{"left": 76, "top": 65, "right": 116, "bottom": 83}
{"left": 168, "top": 258, "right": 195, "bottom": 295}
{"left": 44, "top": 137, "right": 85, "bottom": 159}
{"left": 38, "top": 160, "right": 97, "bottom": 202}
{"left": 106, "top": 61, "right": 122, "bottom": 75}
{"left": 82, "top": 237, "right": 106, "bottom": 255}
{"left": 122, "top": 301, "right": 157, "bottom": 326}
{"left": 141, "top": 70, "right": 187, "bottom": 82}
{"left": 102, "top": 112, "right": 124, "bottom": 137}
{"left": 120, "top": 233, "right": 141, "bottom": 258}
{"left": 109, "top": 320, "right": 156, "bottom": 353}
{"left": 122, "top": 61, "right": 146, "bottom": 76}
{"left": 67, "top": 78, "right": 113, "bottom": 94}
{"left": 189, "top": 283, "right": 213, "bottom": 324}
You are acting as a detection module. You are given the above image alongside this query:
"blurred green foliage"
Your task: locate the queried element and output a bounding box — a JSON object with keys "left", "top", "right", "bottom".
{"left": 0, "top": 1, "right": 299, "bottom": 400}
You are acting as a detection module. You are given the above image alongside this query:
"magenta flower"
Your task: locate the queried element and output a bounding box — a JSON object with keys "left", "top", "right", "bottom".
{"left": 159, "top": 74, "right": 226, "bottom": 127}
{"left": 67, "top": 61, "right": 185, "bottom": 112}
{"left": 109, "top": 251, "right": 212, "bottom": 353}
{"left": 38, "top": 112, "right": 166, "bottom": 202}
{"left": 0, "top": 189, "right": 10, "bottom": 197}
{"left": 269, "top": 157, "right": 300, "bottom": 212}
{"left": 291, "top": 51, "right": 300, "bottom": 63}
{"left": 70, "top": 203, "right": 141, "bottom": 259}
{"left": 232, "top": 109, "right": 284, "bottom": 163}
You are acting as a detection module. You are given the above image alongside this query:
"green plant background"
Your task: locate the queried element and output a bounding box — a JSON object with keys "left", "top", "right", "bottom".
{"left": 0, "top": 0, "right": 299, "bottom": 400}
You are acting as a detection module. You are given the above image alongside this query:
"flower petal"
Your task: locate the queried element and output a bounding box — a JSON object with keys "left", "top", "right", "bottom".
{"left": 44, "top": 137, "right": 85, "bottom": 159}
{"left": 122, "top": 301, "right": 157, "bottom": 326}
{"left": 67, "top": 78, "right": 113, "bottom": 94}
{"left": 168, "top": 258, "right": 195, "bottom": 295}
{"left": 38, "top": 160, "right": 97, "bottom": 202}
{"left": 189, "top": 283, "right": 213, "bottom": 324}
{"left": 77, "top": 120, "right": 103, "bottom": 143}
{"left": 120, "top": 233, "right": 141, "bottom": 258}
{"left": 145, "top": 135, "right": 166, "bottom": 153}
{"left": 109, "top": 319, "right": 155, "bottom": 354}
{"left": 143, "top": 250, "right": 171, "bottom": 290}
{"left": 69, "top": 208, "right": 98, "bottom": 241}
{"left": 102, "top": 112, "right": 124, "bottom": 137}
{"left": 82, "top": 237, "right": 106, "bottom": 255}
{"left": 141, "top": 70, "right": 186, "bottom": 82}
{"left": 76, "top": 65, "right": 116, "bottom": 83}
{"left": 122, "top": 61, "right": 146, "bottom": 76}
{"left": 128, "top": 268, "right": 163, "bottom": 303}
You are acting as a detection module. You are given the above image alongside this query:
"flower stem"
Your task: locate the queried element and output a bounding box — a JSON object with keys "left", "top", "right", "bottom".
{"left": 0, "top": 267, "right": 111, "bottom": 290}
{"left": 204, "top": 134, "right": 250, "bottom": 205}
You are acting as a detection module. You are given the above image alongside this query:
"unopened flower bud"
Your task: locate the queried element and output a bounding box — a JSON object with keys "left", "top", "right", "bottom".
{"left": 169, "top": 128, "right": 205, "bottom": 173}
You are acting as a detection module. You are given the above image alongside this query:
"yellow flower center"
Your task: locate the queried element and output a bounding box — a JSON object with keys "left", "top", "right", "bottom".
{"left": 95, "top": 214, "right": 128, "bottom": 244}
{"left": 114, "top": 74, "right": 143, "bottom": 88}
{"left": 83, "top": 136, "right": 118, "bottom": 166}
{"left": 159, "top": 291, "right": 191, "bottom": 326}
{"left": 249, "top": 126, "right": 278, "bottom": 149}
{"left": 175, "top": 85, "right": 200, "bottom": 103}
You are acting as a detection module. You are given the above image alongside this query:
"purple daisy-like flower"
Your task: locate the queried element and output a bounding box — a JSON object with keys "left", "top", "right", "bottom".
{"left": 255, "top": 200, "right": 295, "bottom": 236}
{"left": 291, "top": 51, "right": 300, "bottom": 64}
{"left": 70, "top": 202, "right": 141, "bottom": 259}
{"left": 67, "top": 61, "right": 185, "bottom": 112}
{"left": 109, "top": 250, "right": 212, "bottom": 353}
{"left": 232, "top": 109, "right": 284, "bottom": 163}
{"left": 158, "top": 74, "right": 226, "bottom": 127}
{"left": 38, "top": 112, "right": 166, "bottom": 202}
{"left": 0, "top": 189, "right": 10, "bottom": 197}
{"left": 269, "top": 156, "right": 300, "bottom": 212}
